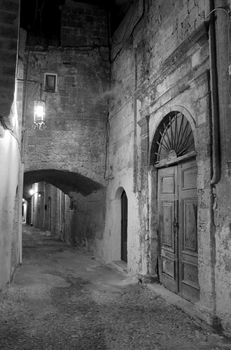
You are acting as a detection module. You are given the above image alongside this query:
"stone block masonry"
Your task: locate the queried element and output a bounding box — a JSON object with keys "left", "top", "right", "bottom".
{"left": 23, "top": 0, "right": 109, "bottom": 261}
{"left": 24, "top": 0, "right": 110, "bottom": 186}
{"left": 24, "top": 46, "right": 109, "bottom": 185}
{"left": 61, "top": 1, "right": 108, "bottom": 47}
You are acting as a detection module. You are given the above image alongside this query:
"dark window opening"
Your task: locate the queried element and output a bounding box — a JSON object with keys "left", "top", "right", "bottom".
{"left": 44, "top": 74, "right": 57, "bottom": 92}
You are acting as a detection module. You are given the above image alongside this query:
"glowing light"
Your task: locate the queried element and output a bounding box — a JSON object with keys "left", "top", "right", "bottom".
{"left": 29, "top": 189, "right": 36, "bottom": 196}
{"left": 34, "top": 101, "right": 46, "bottom": 129}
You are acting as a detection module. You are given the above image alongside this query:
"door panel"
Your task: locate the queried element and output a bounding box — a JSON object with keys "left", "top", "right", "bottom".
{"left": 158, "top": 166, "right": 178, "bottom": 293}
{"left": 161, "top": 202, "right": 174, "bottom": 247}
{"left": 178, "top": 160, "right": 199, "bottom": 302}
{"left": 182, "top": 199, "right": 197, "bottom": 252}
{"left": 181, "top": 166, "right": 197, "bottom": 190}
{"left": 158, "top": 159, "right": 199, "bottom": 302}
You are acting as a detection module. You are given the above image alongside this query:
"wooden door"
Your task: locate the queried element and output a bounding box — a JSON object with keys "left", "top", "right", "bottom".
{"left": 178, "top": 160, "right": 199, "bottom": 302}
{"left": 121, "top": 190, "right": 128, "bottom": 262}
{"left": 158, "top": 165, "right": 178, "bottom": 293}
{"left": 158, "top": 160, "right": 199, "bottom": 302}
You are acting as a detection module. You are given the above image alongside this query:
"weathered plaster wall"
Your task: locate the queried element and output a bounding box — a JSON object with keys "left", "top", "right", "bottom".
{"left": 0, "top": 1, "right": 24, "bottom": 289}
{"left": 0, "top": 130, "right": 20, "bottom": 288}
{"left": 0, "top": 78, "right": 23, "bottom": 288}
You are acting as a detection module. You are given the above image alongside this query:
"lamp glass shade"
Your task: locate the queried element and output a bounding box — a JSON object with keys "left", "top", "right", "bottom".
{"left": 34, "top": 101, "right": 45, "bottom": 123}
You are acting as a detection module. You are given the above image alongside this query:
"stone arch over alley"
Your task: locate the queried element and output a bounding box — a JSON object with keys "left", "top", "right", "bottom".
{"left": 24, "top": 169, "right": 103, "bottom": 196}
{"left": 23, "top": 169, "right": 106, "bottom": 250}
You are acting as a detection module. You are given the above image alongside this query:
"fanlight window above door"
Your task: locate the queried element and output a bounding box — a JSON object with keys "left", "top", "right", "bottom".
{"left": 153, "top": 112, "right": 195, "bottom": 166}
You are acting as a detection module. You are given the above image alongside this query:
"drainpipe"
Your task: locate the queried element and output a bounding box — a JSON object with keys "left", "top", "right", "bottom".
{"left": 209, "top": 0, "right": 221, "bottom": 185}
{"left": 133, "top": 47, "right": 138, "bottom": 193}
{"left": 207, "top": 0, "right": 230, "bottom": 331}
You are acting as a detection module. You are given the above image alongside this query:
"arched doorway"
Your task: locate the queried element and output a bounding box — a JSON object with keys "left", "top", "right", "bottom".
{"left": 121, "top": 190, "right": 128, "bottom": 263}
{"left": 151, "top": 112, "right": 199, "bottom": 302}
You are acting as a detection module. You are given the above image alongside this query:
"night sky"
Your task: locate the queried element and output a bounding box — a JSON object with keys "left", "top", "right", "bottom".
{"left": 20, "top": 0, "right": 132, "bottom": 43}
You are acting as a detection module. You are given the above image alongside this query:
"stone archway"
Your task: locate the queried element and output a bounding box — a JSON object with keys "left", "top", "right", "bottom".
{"left": 23, "top": 169, "right": 106, "bottom": 252}
{"left": 149, "top": 111, "right": 199, "bottom": 302}
{"left": 24, "top": 169, "right": 103, "bottom": 196}
{"left": 111, "top": 187, "right": 128, "bottom": 263}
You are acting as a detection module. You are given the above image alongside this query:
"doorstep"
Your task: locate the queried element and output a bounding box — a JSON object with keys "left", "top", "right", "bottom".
{"left": 109, "top": 260, "right": 128, "bottom": 274}
{"left": 146, "top": 282, "right": 213, "bottom": 330}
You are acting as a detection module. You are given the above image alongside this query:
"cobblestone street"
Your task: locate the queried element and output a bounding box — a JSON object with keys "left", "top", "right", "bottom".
{"left": 0, "top": 225, "right": 230, "bottom": 350}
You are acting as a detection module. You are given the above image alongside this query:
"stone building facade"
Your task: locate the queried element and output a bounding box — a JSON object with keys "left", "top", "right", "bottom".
{"left": 105, "top": 0, "right": 231, "bottom": 333}
{"left": 23, "top": 1, "right": 109, "bottom": 250}
{"left": 1, "top": 0, "right": 231, "bottom": 336}
{"left": 103, "top": 0, "right": 231, "bottom": 333}
{"left": 0, "top": 0, "right": 25, "bottom": 289}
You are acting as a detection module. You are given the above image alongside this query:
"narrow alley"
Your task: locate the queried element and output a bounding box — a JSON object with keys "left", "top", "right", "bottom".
{"left": 0, "top": 226, "right": 230, "bottom": 350}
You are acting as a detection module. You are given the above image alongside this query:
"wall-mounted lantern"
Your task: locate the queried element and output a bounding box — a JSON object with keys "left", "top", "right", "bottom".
{"left": 33, "top": 100, "right": 46, "bottom": 130}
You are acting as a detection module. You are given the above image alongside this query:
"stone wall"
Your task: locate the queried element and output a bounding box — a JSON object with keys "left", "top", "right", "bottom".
{"left": 103, "top": 0, "right": 231, "bottom": 327}
{"left": 23, "top": 46, "right": 109, "bottom": 184}
{"left": 61, "top": 0, "right": 108, "bottom": 47}
{"left": 22, "top": 0, "right": 110, "bottom": 259}
{"left": 24, "top": 0, "right": 109, "bottom": 186}
{"left": 104, "top": 0, "right": 231, "bottom": 335}
{"left": 104, "top": 0, "right": 209, "bottom": 272}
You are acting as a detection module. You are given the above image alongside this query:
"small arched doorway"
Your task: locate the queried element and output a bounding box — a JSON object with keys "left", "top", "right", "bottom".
{"left": 121, "top": 190, "right": 128, "bottom": 263}
{"left": 151, "top": 112, "right": 199, "bottom": 302}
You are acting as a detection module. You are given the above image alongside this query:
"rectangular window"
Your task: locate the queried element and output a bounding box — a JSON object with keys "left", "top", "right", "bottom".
{"left": 44, "top": 73, "right": 57, "bottom": 92}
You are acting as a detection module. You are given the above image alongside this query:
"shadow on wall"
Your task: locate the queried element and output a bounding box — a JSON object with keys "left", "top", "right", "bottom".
{"left": 68, "top": 190, "right": 106, "bottom": 251}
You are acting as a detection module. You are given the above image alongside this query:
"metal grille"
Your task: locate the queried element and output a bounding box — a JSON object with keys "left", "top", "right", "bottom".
{"left": 155, "top": 112, "right": 195, "bottom": 165}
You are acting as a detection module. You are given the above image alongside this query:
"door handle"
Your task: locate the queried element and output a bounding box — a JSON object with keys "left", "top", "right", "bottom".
{"left": 173, "top": 218, "right": 179, "bottom": 232}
